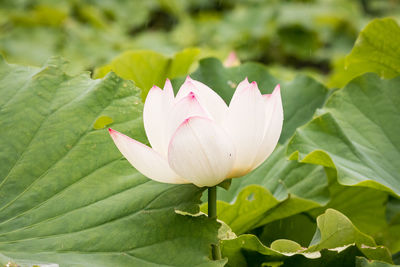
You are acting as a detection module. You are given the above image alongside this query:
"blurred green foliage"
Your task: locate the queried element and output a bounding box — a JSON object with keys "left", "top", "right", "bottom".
{"left": 94, "top": 48, "right": 200, "bottom": 99}
{"left": 0, "top": 0, "right": 399, "bottom": 78}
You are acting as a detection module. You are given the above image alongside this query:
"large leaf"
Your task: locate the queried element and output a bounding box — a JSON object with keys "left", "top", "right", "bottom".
{"left": 288, "top": 73, "right": 400, "bottom": 196}
{"left": 328, "top": 18, "right": 400, "bottom": 88}
{"left": 222, "top": 209, "right": 392, "bottom": 267}
{"left": 0, "top": 58, "right": 224, "bottom": 266}
{"left": 94, "top": 48, "right": 200, "bottom": 100}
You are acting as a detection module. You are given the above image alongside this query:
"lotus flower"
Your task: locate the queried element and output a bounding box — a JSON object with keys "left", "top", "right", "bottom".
{"left": 109, "top": 77, "right": 283, "bottom": 187}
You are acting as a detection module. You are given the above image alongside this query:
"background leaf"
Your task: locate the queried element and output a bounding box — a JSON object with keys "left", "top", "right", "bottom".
{"left": 288, "top": 73, "right": 400, "bottom": 196}
{"left": 328, "top": 18, "right": 400, "bottom": 88}
{"left": 94, "top": 48, "right": 200, "bottom": 100}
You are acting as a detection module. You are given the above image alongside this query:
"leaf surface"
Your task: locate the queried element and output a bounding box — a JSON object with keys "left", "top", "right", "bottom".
{"left": 0, "top": 57, "right": 223, "bottom": 267}
{"left": 289, "top": 74, "right": 400, "bottom": 196}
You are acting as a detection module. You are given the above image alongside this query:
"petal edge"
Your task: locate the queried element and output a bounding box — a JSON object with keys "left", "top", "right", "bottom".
{"left": 109, "top": 128, "right": 188, "bottom": 184}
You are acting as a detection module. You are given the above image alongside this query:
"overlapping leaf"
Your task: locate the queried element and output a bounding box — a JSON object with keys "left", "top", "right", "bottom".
{"left": 222, "top": 209, "right": 392, "bottom": 267}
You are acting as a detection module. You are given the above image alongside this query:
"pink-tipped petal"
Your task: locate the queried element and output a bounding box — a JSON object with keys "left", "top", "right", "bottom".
{"left": 143, "top": 81, "right": 174, "bottom": 156}
{"left": 109, "top": 128, "right": 188, "bottom": 184}
{"left": 168, "top": 117, "right": 235, "bottom": 187}
{"left": 176, "top": 80, "right": 197, "bottom": 99}
{"left": 166, "top": 92, "right": 210, "bottom": 144}
{"left": 175, "top": 79, "right": 228, "bottom": 125}
{"left": 225, "top": 79, "right": 267, "bottom": 177}
{"left": 252, "top": 84, "right": 283, "bottom": 168}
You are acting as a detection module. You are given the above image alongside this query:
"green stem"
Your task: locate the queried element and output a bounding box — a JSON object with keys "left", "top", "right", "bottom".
{"left": 208, "top": 186, "right": 222, "bottom": 260}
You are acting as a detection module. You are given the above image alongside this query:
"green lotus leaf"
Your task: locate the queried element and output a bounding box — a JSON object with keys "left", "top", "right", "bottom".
{"left": 288, "top": 73, "right": 400, "bottom": 197}
{"left": 0, "top": 57, "right": 224, "bottom": 267}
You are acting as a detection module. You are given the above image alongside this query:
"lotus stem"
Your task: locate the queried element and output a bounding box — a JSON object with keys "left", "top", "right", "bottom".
{"left": 208, "top": 186, "right": 222, "bottom": 260}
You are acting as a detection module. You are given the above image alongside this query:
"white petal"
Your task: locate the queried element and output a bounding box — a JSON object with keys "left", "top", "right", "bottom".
{"left": 109, "top": 128, "right": 188, "bottom": 184}
{"left": 175, "top": 77, "right": 228, "bottom": 125}
{"left": 166, "top": 92, "right": 210, "bottom": 144}
{"left": 168, "top": 117, "right": 235, "bottom": 187}
{"left": 163, "top": 78, "right": 175, "bottom": 100}
{"left": 143, "top": 80, "right": 174, "bottom": 156}
{"left": 252, "top": 85, "right": 283, "bottom": 168}
{"left": 225, "top": 80, "right": 267, "bottom": 178}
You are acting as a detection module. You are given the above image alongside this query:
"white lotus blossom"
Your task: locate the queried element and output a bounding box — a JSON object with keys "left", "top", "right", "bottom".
{"left": 109, "top": 77, "right": 283, "bottom": 187}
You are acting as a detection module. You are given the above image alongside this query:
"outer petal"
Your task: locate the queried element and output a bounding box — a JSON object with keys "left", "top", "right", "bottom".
{"left": 168, "top": 117, "right": 235, "bottom": 187}
{"left": 166, "top": 92, "right": 210, "bottom": 144}
{"left": 225, "top": 80, "right": 267, "bottom": 177}
{"left": 175, "top": 77, "right": 228, "bottom": 125}
{"left": 252, "top": 85, "right": 283, "bottom": 168}
{"left": 143, "top": 80, "right": 174, "bottom": 156}
{"left": 109, "top": 128, "right": 188, "bottom": 184}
